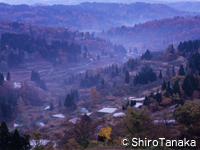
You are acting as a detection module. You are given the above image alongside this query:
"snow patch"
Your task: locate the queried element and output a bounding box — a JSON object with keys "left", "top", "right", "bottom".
{"left": 98, "top": 107, "right": 117, "bottom": 113}
{"left": 134, "top": 102, "right": 143, "bottom": 108}
{"left": 113, "top": 112, "right": 126, "bottom": 117}
{"left": 81, "top": 108, "right": 89, "bottom": 113}
{"left": 14, "top": 123, "right": 19, "bottom": 128}
{"left": 52, "top": 114, "right": 65, "bottom": 118}
{"left": 129, "top": 97, "right": 145, "bottom": 101}
{"left": 154, "top": 120, "right": 175, "bottom": 123}
{"left": 14, "top": 82, "right": 21, "bottom": 88}
{"left": 39, "top": 122, "right": 45, "bottom": 127}
{"left": 69, "top": 117, "right": 80, "bottom": 124}
{"left": 44, "top": 106, "right": 50, "bottom": 110}
{"left": 30, "top": 139, "right": 50, "bottom": 149}
{"left": 81, "top": 112, "right": 92, "bottom": 116}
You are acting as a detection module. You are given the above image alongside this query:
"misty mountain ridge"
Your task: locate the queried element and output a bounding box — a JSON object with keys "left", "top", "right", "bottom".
{"left": 99, "top": 16, "right": 200, "bottom": 51}
{"left": 167, "top": 1, "right": 200, "bottom": 13}
{"left": 0, "top": 2, "right": 198, "bottom": 31}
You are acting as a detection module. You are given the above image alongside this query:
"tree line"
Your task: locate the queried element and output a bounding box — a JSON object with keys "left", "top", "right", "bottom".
{"left": 0, "top": 121, "right": 31, "bottom": 150}
{"left": 30, "top": 69, "right": 46, "bottom": 90}
{"left": 0, "top": 33, "right": 82, "bottom": 68}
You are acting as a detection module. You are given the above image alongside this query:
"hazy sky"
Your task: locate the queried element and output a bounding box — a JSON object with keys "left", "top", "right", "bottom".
{"left": 0, "top": 0, "right": 200, "bottom": 5}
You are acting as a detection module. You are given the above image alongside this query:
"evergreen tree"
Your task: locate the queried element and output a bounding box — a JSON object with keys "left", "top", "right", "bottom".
{"left": 113, "top": 82, "right": 116, "bottom": 88}
{"left": 125, "top": 71, "right": 130, "bottom": 84}
{"left": 130, "top": 100, "right": 136, "bottom": 107}
{"left": 101, "top": 78, "right": 104, "bottom": 86}
{"left": 17, "top": 96, "right": 25, "bottom": 116}
{"left": 143, "top": 96, "right": 149, "bottom": 106}
{"left": 30, "top": 69, "right": 35, "bottom": 81}
{"left": 162, "top": 80, "right": 167, "bottom": 91}
{"left": 10, "top": 129, "right": 23, "bottom": 150}
{"left": 126, "top": 101, "right": 129, "bottom": 107}
{"left": 173, "top": 80, "right": 181, "bottom": 96}
{"left": 166, "top": 68, "right": 170, "bottom": 76}
{"left": 40, "top": 79, "right": 46, "bottom": 90}
{"left": 182, "top": 75, "right": 198, "bottom": 97}
{"left": 64, "top": 93, "right": 71, "bottom": 108}
{"left": 172, "top": 66, "right": 176, "bottom": 76}
{"left": 115, "top": 66, "right": 119, "bottom": 76}
{"left": 90, "top": 86, "right": 100, "bottom": 105}
{"left": 178, "top": 64, "right": 185, "bottom": 76}
{"left": 64, "top": 93, "right": 76, "bottom": 109}
{"left": 0, "top": 73, "right": 4, "bottom": 85}
{"left": 141, "top": 49, "right": 152, "bottom": 60}
{"left": 159, "top": 70, "right": 162, "bottom": 79}
{"left": 0, "top": 121, "right": 11, "bottom": 150}
{"left": 49, "top": 102, "right": 54, "bottom": 111}
{"left": 122, "top": 105, "right": 126, "bottom": 110}
{"left": 21, "top": 134, "right": 31, "bottom": 150}
{"left": 166, "top": 81, "right": 173, "bottom": 95}
{"left": 6, "top": 72, "right": 10, "bottom": 81}
{"left": 84, "top": 46, "right": 88, "bottom": 53}
{"left": 97, "top": 54, "right": 100, "bottom": 61}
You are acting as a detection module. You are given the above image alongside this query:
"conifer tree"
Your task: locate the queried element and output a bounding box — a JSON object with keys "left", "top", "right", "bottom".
{"left": 31, "top": 69, "right": 35, "bottom": 81}
{"left": 182, "top": 75, "right": 196, "bottom": 97}
{"left": 21, "top": 134, "right": 31, "bottom": 150}
{"left": 162, "top": 80, "right": 167, "bottom": 91}
{"left": 125, "top": 71, "right": 130, "bottom": 84}
{"left": 90, "top": 86, "right": 100, "bottom": 105}
{"left": 178, "top": 64, "right": 185, "bottom": 76}
{"left": 166, "top": 68, "right": 170, "bottom": 76}
{"left": 6, "top": 72, "right": 10, "bottom": 81}
{"left": 64, "top": 93, "right": 72, "bottom": 108}
{"left": 159, "top": 70, "right": 162, "bottom": 79}
{"left": 101, "top": 78, "right": 104, "bottom": 86}
{"left": 84, "top": 46, "right": 88, "bottom": 53}
{"left": 0, "top": 121, "right": 10, "bottom": 149}
{"left": 49, "top": 102, "right": 54, "bottom": 111}
{"left": 131, "top": 100, "right": 136, "bottom": 107}
{"left": 172, "top": 66, "right": 176, "bottom": 76}
{"left": 115, "top": 66, "right": 119, "bottom": 76}
{"left": 40, "top": 79, "right": 46, "bottom": 90}
{"left": 0, "top": 73, "right": 4, "bottom": 85}
{"left": 97, "top": 54, "right": 100, "bottom": 61}
{"left": 173, "top": 80, "right": 181, "bottom": 96}
{"left": 10, "top": 129, "right": 23, "bottom": 149}
{"left": 64, "top": 93, "right": 76, "bottom": 109}
{"left": 18, "top": 96, "right": 25, "bottom": 116}
{"left": 143, "top": 96, "right": 149, "bottom": 106}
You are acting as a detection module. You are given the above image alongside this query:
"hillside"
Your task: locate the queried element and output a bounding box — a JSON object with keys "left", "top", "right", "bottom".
{"left": 0, "top": 19, "right": 113, "bottom": 52}
{"left": 0, "top": 2, "right": 198, "bottom": 31}
{"left": 168, "top": 1, "right": 200, "bottom": 13}
{"left": 100, "top": 16, "right": 200, "bottom": 51}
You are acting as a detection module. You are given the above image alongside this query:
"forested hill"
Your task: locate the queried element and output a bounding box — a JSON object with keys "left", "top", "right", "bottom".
{"left": 101, "top": 16, "right": 200, "bottom": 46}
{"left": 0, "top": 19, "right": 113, "bottom": 52}
{"left": 0, "top": 2, "right": 198, "bottom": 30}
{"left": 167, "top": 1, "right": 200, "bottom": 13}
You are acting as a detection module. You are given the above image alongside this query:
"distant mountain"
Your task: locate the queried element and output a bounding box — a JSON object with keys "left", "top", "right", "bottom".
{"left": 31, "top": 3, "right": 48, "bottom": 7}
{"left": 167, "top": 2, "right": 200, "bottom": 13}
{"left": 0, "top": 2, "right": 198, "bottom": 31}
{"left": 100, "top": 16, "right": 200, "bottom": 49}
